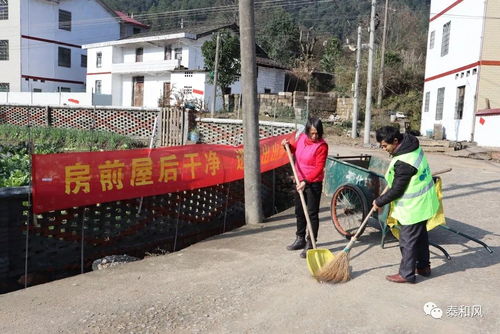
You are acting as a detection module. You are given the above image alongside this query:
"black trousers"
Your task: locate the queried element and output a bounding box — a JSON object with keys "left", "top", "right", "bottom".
{"left": 294, "top": 182, "right": 323, "bottom": 240}
{"left": 398, "top": 220, "right": 430, "bottom": 282}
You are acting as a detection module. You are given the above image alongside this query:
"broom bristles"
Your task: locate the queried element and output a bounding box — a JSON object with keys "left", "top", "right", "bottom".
{"left": 314, "top": 251, "right": 351, "bottom": 283}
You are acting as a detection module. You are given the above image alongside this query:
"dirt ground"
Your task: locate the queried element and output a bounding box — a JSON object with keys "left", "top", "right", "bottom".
{"left": 0, "top": 138, "right": 499, "bottom": 334}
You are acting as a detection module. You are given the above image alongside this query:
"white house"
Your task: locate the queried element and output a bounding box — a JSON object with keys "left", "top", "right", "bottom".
{"left": 0, "top": 0, "right": 148, "bottom": 94}
{"left": 421, "top": 0, "right": 500, "bottom": 147}
{"left": 82, "top": 24, "right": 287, "bottom": 111}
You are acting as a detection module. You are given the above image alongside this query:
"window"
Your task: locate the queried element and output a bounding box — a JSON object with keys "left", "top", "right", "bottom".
{"left": 0, "top": 0, "right": 8, "bottom": 20}
{"left": 95, "top": 80, "right": 102, "bottom": 94}
{"left": 174, "top": 48, "right": 182, "bottom": 60}
{"left": 441, "top": 22, "right": 451, "bottom": 57}
{"left": 424, "top": 91, "right": 430, "bottom": 113}
{"left": 183, "top": 86, "right": 193, "bottom": 95}
{"left": 33, "top": 88, "right": 42, "bottom": 92}
{"left": 58, "top": 87, "right": 71, "bottom": 92}
{"left": 0, "top": 39, "right": 8, "bottom": 60}
{"left": 0, "top": 82, "right": 9, "bottom": 92}
{"left": 164, "top": 45, "right": 172, "bottom": 60}
{"left": 133, "top": 27, "right": 141, "bottom": 34}
{"left": 436, "top": 87, "right": 445, "bottom": 120}
{"left": 58, "top": 47, "right": 71, "bottom": 67}
{"left": 81, "top": 55, "right": 87, "bottom": 68}
{"left": 135, "top": 48, "right": 143, "bottom": 62}
{"left": 429, "top": 31, "right": 435, "bottom": 49}
{"left": 59, "top": 9, "right": 72, "bottom": 31}
{"left": 264, "top": 88, "right": 271, "bottom": 94}
{"left": 96, "top": 52, "right": 102, "bottom": 68}
{"left": 455, "top": 86, "right": 465, "bottom": 120}
{"left": 184, "top": 71, "right": 193, "bottom": 77}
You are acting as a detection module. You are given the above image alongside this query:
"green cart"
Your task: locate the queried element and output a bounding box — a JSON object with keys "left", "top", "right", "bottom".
{"left": 324, "top": 155, "right": 493, "bottom": 258}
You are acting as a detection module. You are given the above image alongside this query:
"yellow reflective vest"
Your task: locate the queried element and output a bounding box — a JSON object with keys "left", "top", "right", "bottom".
{"left": 385, "top": 147, "right": 439, "bottom": 225}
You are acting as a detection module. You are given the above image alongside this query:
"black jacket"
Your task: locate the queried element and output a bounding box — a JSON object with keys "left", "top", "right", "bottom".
{"left": 375, "top": 134, "right": 420, "bottom": 207}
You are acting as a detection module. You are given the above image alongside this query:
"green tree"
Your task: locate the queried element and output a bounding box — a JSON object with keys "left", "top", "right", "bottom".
{"left": 201, "top": 29, "right": 240, "bottom": 111}
{"left": 320, "top": 37, "right": 342, "bottom": 74}
{"left": 256, "top": 8, "right": 300, "bottom": 67}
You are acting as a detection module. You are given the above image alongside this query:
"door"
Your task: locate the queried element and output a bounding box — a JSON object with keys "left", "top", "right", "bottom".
{"left": 162, "top": 82, "right": 171, "bottom": 107}
{"left": 132, "top": 76, "right": 144, "bottom": 107}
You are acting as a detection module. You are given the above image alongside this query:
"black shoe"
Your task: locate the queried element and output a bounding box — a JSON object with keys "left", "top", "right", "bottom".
{"left": 416, "top": 266, "right": 431, "bottom": 277}
{"left": 286, "top": 236, "right": 306, "bottom": 251}
{"left": 300, "top": 239, "right": 313, "bottom": 258}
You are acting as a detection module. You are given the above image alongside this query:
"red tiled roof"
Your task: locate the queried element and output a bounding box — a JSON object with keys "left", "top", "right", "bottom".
{"left": 114, "top": 11, "right": 150, "bottom": 29}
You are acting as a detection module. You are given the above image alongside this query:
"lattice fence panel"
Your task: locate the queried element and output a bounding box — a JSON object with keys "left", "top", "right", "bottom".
{"left": 197, "top": 119, "right": 301, "bottom": 146}
{"left": 51, "top": 107, "right": 159, "bottom": 139}
{"left": 0, "top": 105, "right": 47, "bottom": 126}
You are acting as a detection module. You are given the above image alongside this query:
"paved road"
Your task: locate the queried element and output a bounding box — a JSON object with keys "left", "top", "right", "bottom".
{"left": 0, "top": 144, "right": 499, "bottom": 334}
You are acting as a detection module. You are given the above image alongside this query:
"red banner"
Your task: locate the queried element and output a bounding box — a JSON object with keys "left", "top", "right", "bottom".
{"left": 32, "top": 133, "right": 295, "bottom": 213}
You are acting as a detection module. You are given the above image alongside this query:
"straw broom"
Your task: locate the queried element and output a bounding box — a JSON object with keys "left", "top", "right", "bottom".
{"left": 315, "top": 168, "right": 452, "bottom": 283}
{"left": 314, "top": 205, "right": 378, "bottom": 283}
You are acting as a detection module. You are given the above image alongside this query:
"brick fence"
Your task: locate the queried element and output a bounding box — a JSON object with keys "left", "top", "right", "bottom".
{"left": 0, "top": 120, "right": 297, "bottom": 293}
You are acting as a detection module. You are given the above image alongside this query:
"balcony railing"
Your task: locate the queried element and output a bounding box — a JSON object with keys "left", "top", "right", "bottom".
{"left": 112, "top": 59, "right": 181, "bottom": 74}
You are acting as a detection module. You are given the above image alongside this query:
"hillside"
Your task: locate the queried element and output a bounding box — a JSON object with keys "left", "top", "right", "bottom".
{"left": 103, "top": 0, "right": 431, "bottom": 129}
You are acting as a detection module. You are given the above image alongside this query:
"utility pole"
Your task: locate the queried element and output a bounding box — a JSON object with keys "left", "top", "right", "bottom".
{"left": 376, "top": 0, "right": 389, "bottom": 108}
{"left": 364, "top": 0, "right": 377, "bottom": 146}
{"left": 211, "top": 32, "right": 221, "bottom": 117}
{"left": 239, "top": 0, "right": 263, "bottom": 224}
{"left": 352, "top": 26, "right": 362, "bottom": 139}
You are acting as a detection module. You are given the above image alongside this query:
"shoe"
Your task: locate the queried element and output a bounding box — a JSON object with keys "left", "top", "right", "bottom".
{"left": 416, "top": 266, "right": 431, "bottom": 277}
{"left": 385, "top": 273, "right": 415, "bottom": 283}
{"left": 286, "top": 236, "right": 306, "bottom": 251}
{"left": 299, "top": 239, "right": 313, "bottom": 259}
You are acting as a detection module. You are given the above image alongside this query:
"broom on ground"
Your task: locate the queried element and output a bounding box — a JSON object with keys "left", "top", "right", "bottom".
{"left": 314, "top": 205, "right": 378, "bottom": 283}
{"left": 315, "top": 168, "right": 452, "bottom": 283}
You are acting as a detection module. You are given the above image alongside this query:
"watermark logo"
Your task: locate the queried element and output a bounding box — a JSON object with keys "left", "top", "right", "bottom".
{"left": 424, "top": 302, "right": 483, "bottom": 319}
{"left": 424, "top": 302, "right": 443, "bottom": 319}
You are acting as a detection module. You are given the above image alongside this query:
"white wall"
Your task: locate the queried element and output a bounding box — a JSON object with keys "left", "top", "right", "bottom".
{"left": 421, "top": 0, "right": 486, "bottom": 141}
{"left": 420, "top": 70, "right": 478, "bottom": 141}
{"left": 119, "top": 73, "right": 171, "bottom": 108}
{"left": 0, "top": 92, "right": 92, "bottom": 105}
{"left": 0, "top": 0, "right": 21, "bottom": 91}
{"left": 474, "top": 114, "right": 500, "bottom": 147}
{"left": 257, "top": 67, "right": 285, "bottom": 93}
{"left": 18, "top": 0, "right": 121, "bottom": 92}
{"left": 86, "top": 46, "right": 113, "bottom": 96}
{"left": 170, "top": 72, "right": 206, "bottom": 107}
{"left": 425, "top": 0, "right": 485, "bottom": 77}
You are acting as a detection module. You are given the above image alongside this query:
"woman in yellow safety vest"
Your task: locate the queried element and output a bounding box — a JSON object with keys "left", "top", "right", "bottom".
{"left": 373, "top": 126, "right": 439, "bottom": 283}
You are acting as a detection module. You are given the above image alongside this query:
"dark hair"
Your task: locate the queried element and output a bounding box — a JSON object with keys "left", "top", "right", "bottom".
{"left": 305, "top": 117, "right": 323, "bottom": 138}
{"left": 375, "top": 126, "right": 403, "bottom": 144}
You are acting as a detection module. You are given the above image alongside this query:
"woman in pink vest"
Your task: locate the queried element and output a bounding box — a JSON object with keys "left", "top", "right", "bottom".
{"left": 282, "top": 117, "right": 328, "bottom": 258}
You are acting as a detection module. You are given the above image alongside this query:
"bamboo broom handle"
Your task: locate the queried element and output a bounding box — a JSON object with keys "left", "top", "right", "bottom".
{"left": 343, "top": 167, "right": 453, "bottom": 252}
{"left": 284, "top": 143, "right": 317, "bottom": 249}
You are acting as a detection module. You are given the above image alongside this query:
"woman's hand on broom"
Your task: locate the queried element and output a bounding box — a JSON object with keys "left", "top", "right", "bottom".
{"left": 281, "top": 138, "right": 289, "bottom": 147}
{"left": 296, "top": 180, "right": 306, "bottom": 192}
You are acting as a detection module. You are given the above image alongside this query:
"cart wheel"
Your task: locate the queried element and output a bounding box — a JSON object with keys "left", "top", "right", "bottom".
{"left": 331, "top": 184, "right": 369, "bottom": 239}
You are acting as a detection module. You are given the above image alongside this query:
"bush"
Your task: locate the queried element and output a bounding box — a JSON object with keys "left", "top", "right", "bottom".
{"left": 0, "top": 125, "right": 146, "bottom": 187}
